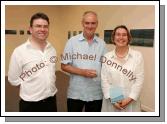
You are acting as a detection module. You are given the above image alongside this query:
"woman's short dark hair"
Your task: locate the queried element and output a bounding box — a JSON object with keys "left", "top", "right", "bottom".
{"left": 112, "top": 25, "right": 132, "bottom": 45}
{"left": 30, "top": 12, "right": 49, "bottom": 27}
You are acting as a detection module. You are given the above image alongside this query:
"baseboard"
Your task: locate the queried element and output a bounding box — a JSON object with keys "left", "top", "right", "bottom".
{"left": 141, "top": 104, "right": 154, "bottom": 112}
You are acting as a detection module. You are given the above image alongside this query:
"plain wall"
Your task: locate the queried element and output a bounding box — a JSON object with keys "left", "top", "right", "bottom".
{"left": 5, "top": 5, "right": 155, "bottom": 111}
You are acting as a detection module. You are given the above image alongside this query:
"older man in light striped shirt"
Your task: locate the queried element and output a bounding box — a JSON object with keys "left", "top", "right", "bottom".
{"left": 61, "top": 11, "right": 107, "bottom": 112}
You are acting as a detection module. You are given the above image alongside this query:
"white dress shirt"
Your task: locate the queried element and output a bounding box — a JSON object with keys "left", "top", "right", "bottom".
{"left": 8, "top": 39, "right": 57, "bottom": 101}
{"left": 101, "top": 47, "right": 144, "bottom": 112}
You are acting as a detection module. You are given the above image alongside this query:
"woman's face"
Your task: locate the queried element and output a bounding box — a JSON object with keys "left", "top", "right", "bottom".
{"left": 114, "top": 28, "right": 129, "bottom": 47}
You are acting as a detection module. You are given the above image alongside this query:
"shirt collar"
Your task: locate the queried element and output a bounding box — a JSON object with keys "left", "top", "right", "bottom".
{"left": 78, "top": 32, "right": 98, "bottom": 43}
{"left": 26, "top": 39, "right": 51, "bottom": 49}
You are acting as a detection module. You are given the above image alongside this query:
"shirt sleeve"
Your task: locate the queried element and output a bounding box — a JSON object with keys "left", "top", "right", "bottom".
{"left": 129, "top": 52, "right": 144, "bottom": 101}
{"left": 8, "top": 49, "right": 23, "bottom": 86}
{"left": 101, "top": 56, "right": 111, "bottom": 99}
{"left": 61, "top": 39, "right": 73, "bottom": 65}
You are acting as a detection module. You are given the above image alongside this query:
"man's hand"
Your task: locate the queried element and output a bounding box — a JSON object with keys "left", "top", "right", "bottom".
{"left": 61, "top": 64, "right": 97, "bottom": 78}
{"left": 82, "top": 69, "right": 97, "bottom": 78}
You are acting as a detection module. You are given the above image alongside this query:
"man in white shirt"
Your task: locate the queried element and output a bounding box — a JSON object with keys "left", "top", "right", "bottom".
{"left": 8, "top": 12, "right": 58, "bottom": 112}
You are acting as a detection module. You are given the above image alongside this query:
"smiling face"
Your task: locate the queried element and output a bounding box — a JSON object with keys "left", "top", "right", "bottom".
{"left": 82, "top": 13, "right": 98, "bottom": 38}
{"left": 113, "top": 28, "right": 129, "bottom": 47}
{"left": 29, "top": 18, "right": 49, "bottom": 42}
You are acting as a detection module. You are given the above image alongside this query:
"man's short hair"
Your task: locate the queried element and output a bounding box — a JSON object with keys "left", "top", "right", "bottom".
{"left": 30, "top": 12, "right": 49, "bottom": 27}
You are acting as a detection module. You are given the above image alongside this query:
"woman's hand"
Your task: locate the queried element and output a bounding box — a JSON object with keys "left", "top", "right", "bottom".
{"left": 119, "top": 97, "right": 133, "bottom": 109}
{"left": 112, "top": 102, "right": 124, "bottom": 110}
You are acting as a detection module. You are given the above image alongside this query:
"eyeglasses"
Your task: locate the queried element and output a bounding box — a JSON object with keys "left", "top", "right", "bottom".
{"left": 32, "top": 24, "right": 49, "bottom": 29}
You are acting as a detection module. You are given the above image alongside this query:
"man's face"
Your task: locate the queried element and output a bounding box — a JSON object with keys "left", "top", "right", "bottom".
{"left": 29, "top": 18, "right": 49, "bottom": 42}
{"left": 82, "top": 13, "right": 98, "bottom": 37}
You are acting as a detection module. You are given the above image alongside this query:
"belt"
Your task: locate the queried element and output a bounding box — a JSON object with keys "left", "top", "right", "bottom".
{"left": 21, "top": 95, "right": 56, "bottom": 103}
{"left": 39, "top": 95, "right": 56, "bottom": 103}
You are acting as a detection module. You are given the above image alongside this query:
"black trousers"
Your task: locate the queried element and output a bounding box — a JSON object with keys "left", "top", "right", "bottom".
{"left": 67, "top": 98, "right": 102, "bottom": 112}
{"left": 19, "top": 95, "right": 57, "bottom": 112}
